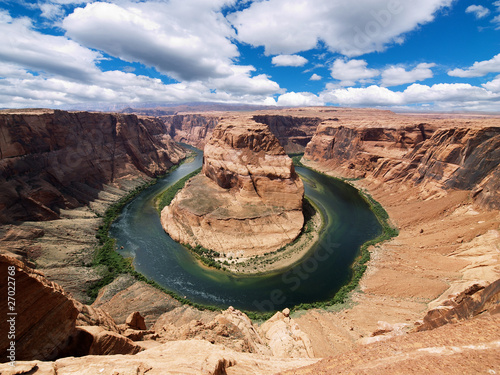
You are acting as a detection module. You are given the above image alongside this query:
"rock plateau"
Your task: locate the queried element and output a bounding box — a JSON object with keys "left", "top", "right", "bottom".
{"left": 161, "top": 117, "right": 304, "bottom": 255}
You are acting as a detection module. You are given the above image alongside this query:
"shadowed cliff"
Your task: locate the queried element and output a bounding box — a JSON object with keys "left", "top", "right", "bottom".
{"left": 0, "top": 109, "right": 187, "bottom": 224}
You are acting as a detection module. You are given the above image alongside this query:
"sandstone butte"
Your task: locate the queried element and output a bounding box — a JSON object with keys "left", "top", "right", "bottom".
{"left": 1, "top": 107, "right": 500, "bottom": 374}
{"left": 161, "top": 116, "right": 305, "bottom": 255}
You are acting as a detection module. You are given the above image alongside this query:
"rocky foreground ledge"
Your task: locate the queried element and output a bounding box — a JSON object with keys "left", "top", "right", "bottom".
{"left": 161, "top": 117, "right": 305, "bottom": 256}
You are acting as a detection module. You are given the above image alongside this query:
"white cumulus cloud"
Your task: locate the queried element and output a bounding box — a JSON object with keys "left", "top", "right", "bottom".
{"left": 310, "top": 73, "right": 322, "bottom": 81}
{"left": 448, "top": 53, "right": 500, "bottom": 78}
{"left": 319, "top": 81, "right": 500, "bottom": 111}
{"left": 276, "top": 92, "right": 324, "bottom": 106}
{"left": 482, "top": 75, "right": 500, "bottom": 93}
{"left": 493, "top": 14, "right": 500, "bottom": 29}
{"left": 228, "top": 0, "right": 453, "bottom": 56}
{"left": 208, "top": 65, "right": 282, "bottom": 96}
{"left": 0, "top": 7, "right": 283, "bottom": 109}
{"left": 0, "top": 62, "right": 281, "bottom": 109}
{"left": 63, "top": 0, "right": 239, "bottom": 81}
{"left": 465, "top": 5, "right": 490, "bottom": 19}
{"left": 271, "top": 54, "right": 308, "bottom": 67}
{"left": 322, "top": 85, "right": 402, "bottom": 106}
{"left": 381, "top": 63, "right": 435, "bottom": 86}
{"left": 0, "top": 10, "right": 101, "bottom": 81}
{"left": 330, "top": 59, "right": 379, "bottom": 86}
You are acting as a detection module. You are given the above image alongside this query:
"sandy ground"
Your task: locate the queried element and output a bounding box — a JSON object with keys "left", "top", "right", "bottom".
{"left": 291, "top": 159, "right": 500, "bottom": 358}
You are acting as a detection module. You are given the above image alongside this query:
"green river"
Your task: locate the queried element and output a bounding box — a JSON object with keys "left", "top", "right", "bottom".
{"left": 110, "top": 147, "right": 382, "bottom": 312}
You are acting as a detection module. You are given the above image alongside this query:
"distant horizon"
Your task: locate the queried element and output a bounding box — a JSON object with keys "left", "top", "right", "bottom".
{"left": 2, "top": 102, "right": 500, "bottom": 117}
{"left": 0, "top": 0, "right": 499, "bottom": 112}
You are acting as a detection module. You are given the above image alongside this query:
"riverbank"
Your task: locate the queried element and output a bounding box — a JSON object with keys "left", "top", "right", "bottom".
{"left": 0, "top": 176, "right": 157, "bottom": 304}
{"left": 155, "top": 170, "right": 324, "bottom": 275}
{"left": 290, "top": 158, "right": 500, "bottom": 357}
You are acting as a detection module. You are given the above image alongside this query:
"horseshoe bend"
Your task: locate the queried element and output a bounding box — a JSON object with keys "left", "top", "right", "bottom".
{"left": 0, "top": 107, "right": 499, "bottom": 374}
{"left": 161, "top": 117, "right": 306, "bottom": 258}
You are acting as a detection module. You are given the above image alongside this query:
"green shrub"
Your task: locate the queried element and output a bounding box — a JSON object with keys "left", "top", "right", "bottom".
{"left": 156, "top": 167, "right": 202, "bottom": 212}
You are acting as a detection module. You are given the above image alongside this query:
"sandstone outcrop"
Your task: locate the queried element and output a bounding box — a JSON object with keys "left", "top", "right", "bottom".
{"left": 73, "top": 326, "right": 144, "bottom": 356}
{"left": 0, "top": 109, "right": 186, "bottom": 224}
{"left": 155, "top": 306, "right": 271, "bottom": 354}
{"left": 75, "top": 301, "right": 120, "bottom": 333}
{"left": 153, "top": 306, "right": 315, "bottom": 359}
{"left": 92, "top": 276, "right": 182, "bottom": 327}
{"left": 161, "top": 117, "right": 304, "bottom": 255}
{"left": 416, "top": 278, "right": 500, "bottom": 331}
{"left": 0, "top": 254, "right": 79, "bottom": 361}
{"left": 258, "top": 308, "right": 315, "bottom": 358}
{"left": 304, "top": 117, "right": 500, "bottom": 209}
{"left": 0, "top": 340, "right": 319, "bottom": 375}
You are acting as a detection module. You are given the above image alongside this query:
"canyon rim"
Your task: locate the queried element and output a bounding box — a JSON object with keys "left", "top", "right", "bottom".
{"left": 0, "top": 107, "right": 499, "bottom": 374}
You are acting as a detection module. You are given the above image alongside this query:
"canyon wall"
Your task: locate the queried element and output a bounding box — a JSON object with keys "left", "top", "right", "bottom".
{"left": 304, "top": 119, "right": 500, "bottom": 209}
{"left": 161, "top": 114, "right": 219, "bottom": 149}
{"left": 252, "top": 115, "right": 321, "bottom": 153}
{"left": 161, "top": 116, "right": 305, "bottom": 255}
{"left": 0, "top": 109, "right": 186, "bottom": 224}
{"left": 160, "top": 113, "right": 320, "bottom": 153}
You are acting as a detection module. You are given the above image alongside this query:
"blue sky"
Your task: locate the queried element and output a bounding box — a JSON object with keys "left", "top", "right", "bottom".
{"left": 0, "top": 0, "right": 499, "bottom": 111}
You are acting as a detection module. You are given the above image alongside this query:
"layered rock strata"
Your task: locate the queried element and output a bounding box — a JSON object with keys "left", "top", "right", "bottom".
{"left": 0, "top": 254, "right": 142, "bottom": 362}
{"left": 160, "top": 112, "right": 320, "bottom": 152}
{"left": 161, "top": 117, "right": 304, "bottom": 255}
{"left": 304, "top": 120, "right": 500, "bottom": 209}
{"left": 0, "top": 254, "right": 79, "bottom": 361}
{"left": 162, "top": 114, "right": 219, "bottom": 149}
{"left": 252, "top": 114, "right": 322, "bottom": 153}
{"left": 0, "top": 109, "right": 186, "bottom": 224}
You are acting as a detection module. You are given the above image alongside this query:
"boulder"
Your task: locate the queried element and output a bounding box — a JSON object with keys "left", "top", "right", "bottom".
{"left": 126, "top": 312, "right": 147, "bottom": 331}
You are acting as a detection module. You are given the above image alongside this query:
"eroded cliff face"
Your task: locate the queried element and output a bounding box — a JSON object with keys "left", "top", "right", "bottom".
{"left": 304, "top": 119, "right": 500, "bottom": 209}
{"left": 409, "top": 127, "right": 500, "bottom": 209}
{"left": 162, "top": 114, "right": 219, "bottom": 149}
{"left": 252, "top": 115, "right": 321, "bottom": 153}
{"left": 161, "top": 117, "right": 304, "bottom": 255}
{"left": 160, "top": 113, "right": 320, "bottom": 153}
{"left": 0, "top": 254, "right": 78, "bottom": 361}
{"left": 0, "top": 109, "right": 186, "bottom": 224}
{"left": 304, "top": 122, "right": 435, "bottom": 178}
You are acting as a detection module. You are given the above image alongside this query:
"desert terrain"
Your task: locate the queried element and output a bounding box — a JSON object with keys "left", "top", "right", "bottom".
{"left": 0, "top": 107, "right": 499, "bottom": 374}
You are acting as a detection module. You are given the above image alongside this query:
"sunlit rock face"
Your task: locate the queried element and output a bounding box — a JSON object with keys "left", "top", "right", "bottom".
{"left": 304, "top": 118, "right": 500, "bottom": 209}
{"left": 161, "top": 117, "right": 304, "bottom": 255}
